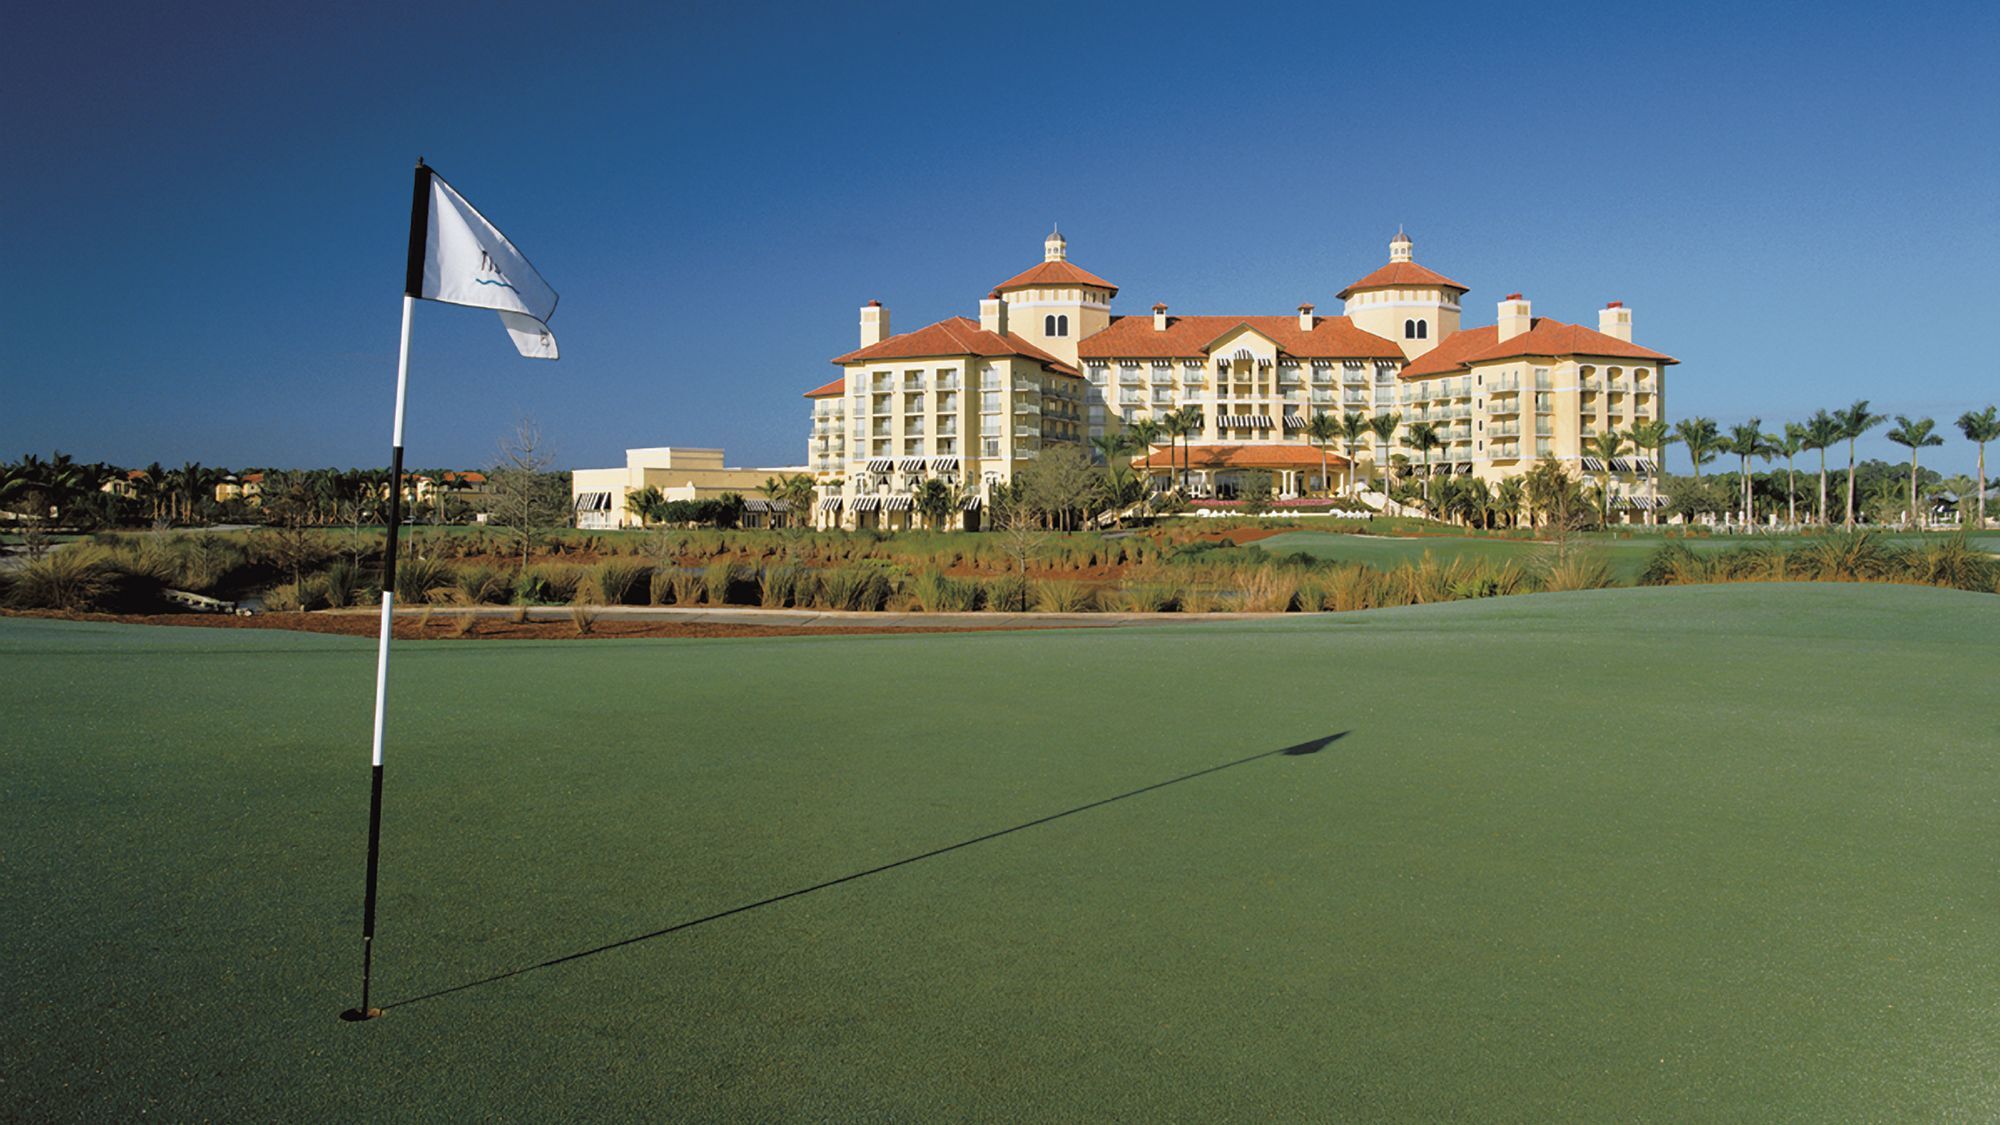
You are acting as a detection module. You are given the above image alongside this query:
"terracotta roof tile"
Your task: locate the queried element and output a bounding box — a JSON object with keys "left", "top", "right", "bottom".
{"left": 1077, "top": 315, "right": 1403, "bottom": 361}
{"left": 1400, "top": 319, "right": 1677, "bottom": 379}
{"left": 830, "top": 317, "right": 1080, "bottom": 376}
{"left": 1336, "top": 260, "right": 1470, "bottom": 300}
{"left": 993, "top": 259, "right": 1119, "bottom": 295}
{"left": 803, "top": 377, "right": 845, "bottom": 398}
{"left": 1130, "top": 443, "right": 1349, "bottom": 470}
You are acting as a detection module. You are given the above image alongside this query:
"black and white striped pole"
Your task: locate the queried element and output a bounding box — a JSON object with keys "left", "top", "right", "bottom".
{"left": 344, "top": 160, "right": 432, "bottom": 1022}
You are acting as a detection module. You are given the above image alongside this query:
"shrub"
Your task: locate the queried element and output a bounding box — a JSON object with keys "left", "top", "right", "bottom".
{"left": 394, "top": 556, "right": 454, "bottom": 603}
{"left": 983, "top": 573, "right": 1031, "bottom": 612}
{"left": 1032, "top": 580, "right": 1095, "bottom": 613}
{"left": 703, "top": 561, "right": 735, "bottom": 605}
{"left": 452, "top": 563, "right": 511, "bottom": 605}
{"left": 911, "top": 570, "right": 981, "bottom": 612}
{"left": 1229, "top": 566, "right": 1299, "bottom": 612}
{"left": 1540, "top": 552, "right": 1615, "bottom": 592}
{"left": 759, "top": 564, "right": 809, "bottom": 609}
{"left": 591, "top": 559, "right": 647, "bottom": 605}
{"left": 669, "top": 569, "right": 706, "bottom": 606}
{"left": 515, "top": 563, "right": 584, "bottom": 605}
{"left": 1795, "top": 531, "right": 1899, "bottom": 583}
{"left": 571, "top": 604, "right": 597, "bottom": 635}
{"left": 1321, "top": 565, "right": 1381, "bottom": 612}
{"left": 8, "top": 550, "right": 116, "bottom": 612}
{"left": 1639, "top": 542, "right": 1706, "bottom": 586}
{"left": 1907, "top": 535, "right": 1996, "bottom": 591}
{"left": 818, "top": 566, "right": 892, "bottom": 611}
{"left": 322, "top": 559, "right": 363, "bottom": 607}
{"left": 647, "top": 567, "right": 674, "bottom": 605}
{"left": 1112, "top": 581, "right": 1181, "bottom": 612}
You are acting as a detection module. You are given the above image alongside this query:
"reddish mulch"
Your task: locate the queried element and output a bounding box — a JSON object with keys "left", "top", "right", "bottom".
{"left": 0, "top": 608, "right": 1085, "bottom": 641}
{"left": 1173, "top": 527, "right": 1291, "bottom": 547}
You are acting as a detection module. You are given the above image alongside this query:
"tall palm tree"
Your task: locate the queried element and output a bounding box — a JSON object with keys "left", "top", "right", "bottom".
{"left": 1956, "top": 405, "right": 1998, "bottom": 530}
{"left": 1885, "top": 416, "right": 1943, "bottom": 529}
{"left": 912, "top": 476, "right": 957, "bottom": 531}
{"left": 1157, "top": 409, "right": 1190, "bottom": 494}
{"left": 1173, "top": 406, "right": 1204, "bottom": 493}
{"left": 1336, "top": 411, "right": 1370, "bottom": 498}
{"left": 1494, "top": 475, "right": 1526, "bottom": 529}
{"left": 1673, "top": 417, "right": 1722, "bottom": 483}
{"left": 1367, "top": 412, "right": 1401, "bottom": 500}
{"left": 1089, "top": 432, "right": 1129, "bottom": 467}
{"left": 1591, "top": 431, "right": 1629, "bottom": 525}
{"left": 1304, "top": 412, "right": 1340, "bottom": 497}
{"left": 1800, "top": 410, "right": 1843, "bottom": 526}
{"left": 1400, "top": 421, "right": 1444, "bottom": 508}
{"left": 1626, "top": 419, "right": 1670, "bottom": 526}
{"left": 1775, "top": 424, "right": 1806, "bottom": 528}
{"left": 1833, "top": 400, "right": 1885, "bottom": 529}
{"left": 1725, "top": 420, "right": 1774, "bottom": 527}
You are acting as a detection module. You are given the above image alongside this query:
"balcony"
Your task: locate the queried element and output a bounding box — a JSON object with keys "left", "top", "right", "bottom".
{"left": 935, "top": 375, "right": 961, "bottom": 391}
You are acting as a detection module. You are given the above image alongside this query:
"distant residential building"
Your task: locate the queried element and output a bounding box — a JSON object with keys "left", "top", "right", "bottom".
{"left": 570, "top": 447, "right": 806, "bottom": 529}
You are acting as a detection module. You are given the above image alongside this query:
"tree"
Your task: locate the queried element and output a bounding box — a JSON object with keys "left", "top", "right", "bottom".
{"left": 1089, "top": 431, "right": 1129, "bottom": 467}
{"left": 1367, "top": 413, "right": 1401, "bottom": 499}
{"left": 255, "top": 471, "right": 323, "bottom": 587}
{"left": 1304, "top": 412, "right": 1341, "bottom": 497}
{"left": 1337, "top": 411, "right": 1370, "bottom": 498}
{"left": 1775, "top": 424, "right": 1806, "bottom": 528}
{"left": 991, "top": 482, "right": 1047, "bottom": 608}
{"left": 624, "top": 485, "right": 666, "bottom": 527}
{"left": 1101, "top": 463, "right": 1145, "bottom": 526}
{"left": 912, "top": 476, "right": 957, "bottom": 531}
{"left": 1591, "top": 431, "right": 1629, "bottom": 525}
{"left": 1673, "top": 417, "right": 1722, "bottom": 483}
{"left": 1833, "top": 400, "right": 1885, "bottom": 529}
{"left": 1400, "top": 421, "right": 1443, "bottom": 509}
{"left": 1159, "top": 409, "right": 1194, "bottom": 494}
{"left": 1018, "top": 444, "right": 1100, "bottom": 531}
{"left": 1627, "top": 420, "right": 1670, "bottom": 526}
{"left": 1725, "top": 419, "right": 1775, "bottom": 527}
{"left": 1800, "top": 410, "right": 1843, "bottom": 526}
{"left": 1170, "top": 407, "right": 1203, "bottom": 493}
{"left": 757, "top": 475, "right": 791, "bottom": 529}
{"left": 780, "top": 472, "right": 818, "bottom": 528}
{"left": 1125, "top": 417, "right": 1163, "bottom": 465}
{"left": 488, "top": 416, "right": 564, "bottom": 566}
{"left": 1238, "top": 470, "right": 1274, "bottom": 515}
{"left": 1494, "top": 475, "right": 1526, "bottom": 529}
{"left": 1956, "top": 405, "right": 1998, "bottom": 529}
{"left": 1885, "top": 415, "right": 1944, "bottom": 529}
{"left": 1523, "top": 458, "right": 1588, "bottom": 559}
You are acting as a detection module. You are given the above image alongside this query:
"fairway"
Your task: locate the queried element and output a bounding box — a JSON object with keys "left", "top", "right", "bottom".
{"left": 6, "top": 585, "right": 1999, "bottom": 1118}
{"left": 1257, "top": 528, "right": 2000, "bottom": 581}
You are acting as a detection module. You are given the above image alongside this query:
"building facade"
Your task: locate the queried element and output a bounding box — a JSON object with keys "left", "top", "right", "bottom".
{"left": 805, "top": 229, "right": 1675, "bottom": 524}
{"left": 571, "top": 447, "right": 808, "bottom": 529}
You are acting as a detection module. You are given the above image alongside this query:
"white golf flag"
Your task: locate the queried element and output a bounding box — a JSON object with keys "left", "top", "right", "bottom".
{"left": 420, "top": 173, "right": 560, "bottom": 359}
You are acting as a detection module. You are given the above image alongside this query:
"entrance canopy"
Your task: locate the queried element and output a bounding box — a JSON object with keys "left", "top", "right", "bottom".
{"left": 1130, "top": 444, "right": 1347, "bottom": 472}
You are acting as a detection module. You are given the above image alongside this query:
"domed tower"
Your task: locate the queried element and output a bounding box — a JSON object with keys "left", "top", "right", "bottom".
{"left": 991, "top": 225, "right": 1117, "bottom": 368}
{"left": 1339, "top": 229, "right": 1468, "bottom": 359}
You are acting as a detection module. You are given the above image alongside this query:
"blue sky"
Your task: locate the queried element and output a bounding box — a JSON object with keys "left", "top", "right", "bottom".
{"left": 4, "top": 0, "right": 1995, "bottom": 475}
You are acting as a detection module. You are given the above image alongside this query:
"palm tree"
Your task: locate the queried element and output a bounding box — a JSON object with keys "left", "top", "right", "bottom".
{"left": 1800, "top": 410, "right": 1843, "bottom": 526}
{"left": 1885, "top": 416, "right": 1943, "bottom": 529}
{"left": 1625, "top": 420, "right": 1669, "bottom": 526}
{"left": 1158, "top": 409, "right": 1192, "bottom": 494}
{"left": 781, "top": 472, "right": 819, "bottom": 528}
{"left": 1400, "top": 422, "right": 1445, "bottom": 510}
{"left": 1591, "top": 431, "right": 1629, "bottom": 525}
{"left": 912, "top": 476, "right": 956, "bottom": 531}
{"left": 1833, "top": 400, "right": 1885, "bottom": 529}
{"left": 1956, "top": 405, "right": 1998, "bottom": 530}
{"left": 1089, "top": 432, "right": 1129, "bottom": 467}
{"left": 1725, "top": 420, "right": 1773, "bottom": 528}
{"left": 1494, "top": 476, "right": 1526, "bottom": 529}
{"left": 1335, "top": 411, "right": 1369, "bottom": 498}
{"left": 1304, "top": 412, "right": 1340, "bottom": 497}
{"left": 1673, "top": 417, "right": 1722, "bottom": 483}
{"left": 1172, "top": 407, "right": 1205, "bottom": 494}
{"left": 1367, "top": 412, "right": 1401, "bottom": 500}
{"left": 1774, "top": 424, "right": 1806, "bottom": 528}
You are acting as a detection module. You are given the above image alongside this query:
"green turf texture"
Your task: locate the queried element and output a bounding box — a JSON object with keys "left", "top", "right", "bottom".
{"left": 1257, "top": 528, "right": 2000, "bottom": 580}
{"left": 6, "top": 584, "right": 1998, "bottom": 1118}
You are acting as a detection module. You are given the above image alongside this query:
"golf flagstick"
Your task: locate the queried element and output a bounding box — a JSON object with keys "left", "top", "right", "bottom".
{"left": 346, "top": 159, "right": 558, "bottom": 1022}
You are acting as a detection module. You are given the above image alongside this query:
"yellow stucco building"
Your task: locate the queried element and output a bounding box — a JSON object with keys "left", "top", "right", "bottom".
{"left": 805, "top": 228, "right": 1675, "bottom": 525}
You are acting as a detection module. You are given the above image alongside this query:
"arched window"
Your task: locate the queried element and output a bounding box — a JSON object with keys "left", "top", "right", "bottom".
{"left": 1045, "top": 315, "right": 1056, "bottom": 336}
{"left": 1057, "top": 315, "right": 1069, "bottom": 337}
{"left": 1416, "top": 320, "right": 1428, "bottom": 340}
{"left": 1404, "top": 319, "right": 1417, "bottom": 339}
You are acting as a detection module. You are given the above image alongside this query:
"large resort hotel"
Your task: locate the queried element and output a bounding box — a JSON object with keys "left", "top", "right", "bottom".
{"left": 805, "top": 229, "right": 1675, "bottom": 529}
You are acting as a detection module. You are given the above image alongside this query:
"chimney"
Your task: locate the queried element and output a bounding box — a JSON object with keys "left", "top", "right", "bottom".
{"left": 859, "top": 300, "right": 888, "bottom": 348}
{"left": 1498, "top": 293, "right": 1531, "bottom": 341}
{"left": 1298, "top": 303, "right": 1315, "bottom": 332}
{"left": 980, "top": 290, "right": 1008, "bottom": 335}
{"left": 1598, "top": 300, "right": 1633, "bottom": 342}
{"left": 1153, "top": 302, "right": 1169, "bottom": 331}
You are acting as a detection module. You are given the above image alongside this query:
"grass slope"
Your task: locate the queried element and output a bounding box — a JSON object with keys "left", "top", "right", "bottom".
{"left": 5, "top": 584, "right": 1999, "bottom": 1118}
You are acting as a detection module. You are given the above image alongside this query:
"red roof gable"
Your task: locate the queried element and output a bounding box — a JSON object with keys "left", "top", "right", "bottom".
{"left": 993, "top": 259, "right": 1119, "bottom": 296}
{"left": 1336, "top": 260, "right": 1470, "bottom": 300}
{"left": 1400, "top": 319, "right": 1677, "bottom": 379}
{"left": 830, "top": 317, "right": 1080, "bottom": 376}
{"left": 804, "top": 377, "right": 845, "bottom": 398}
{"left": 1077, "top": 315, "right": 1403, "bottom": 361}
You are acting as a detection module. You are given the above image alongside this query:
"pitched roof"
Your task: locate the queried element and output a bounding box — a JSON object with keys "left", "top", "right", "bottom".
{"left": 1130, "top": 443, "right": 1349, "bottom": 470}
{"left": 1336, "top": 260, "right": 1470, "bottom": 300}
{"left": 830, "top": 317, "right": 1080, "bottom": 376}
{"left": 1076, "top": 315, "right": 1404, "bottom": 361}
{"left": 993, "top": 259, "right": 1119, "bottom": 295}
{"left": 803, "top": 377, "right": 845, "bottom": 398}
{"left": 1400, "top": 319, "right": 1678, "bottom": 379}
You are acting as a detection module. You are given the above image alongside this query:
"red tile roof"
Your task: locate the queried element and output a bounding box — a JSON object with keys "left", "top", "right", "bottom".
{"left": 1336, "top": 260, "right": 1470, "bottom": 300}
{"left": 830, "top": 317, "right": 1081, "bottom": 376}
{"left": 1131, "top": 443, "right": 1349, "bottom": 470}
{"left": 803, "top": 377, "right": 845, "bottom": 398}
{"left": 1400, "top": 319, "right": 1678, "bottom": 379}
{"left": 993, "top": 259, "right": 1119, "bottom": 295}
{"left": 1077, "top": 315, "right": 1403, "bottom": 361}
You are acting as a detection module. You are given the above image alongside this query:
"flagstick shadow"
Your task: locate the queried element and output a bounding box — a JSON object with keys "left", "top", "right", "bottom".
{"left": 383, "top": 731, "right": 1348, "bottom": 1013}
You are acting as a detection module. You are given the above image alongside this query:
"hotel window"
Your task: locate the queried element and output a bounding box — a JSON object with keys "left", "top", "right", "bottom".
{"left": 981, "top": 391, "right": 1001, "bottom": 413}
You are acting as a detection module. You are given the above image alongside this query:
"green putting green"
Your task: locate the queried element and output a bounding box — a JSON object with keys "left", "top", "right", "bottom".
{"left": 1256, "top": 528, "right": 2000, "bottom": 581}
{"left": 5, "top": 584, "right": 1998, "bottom": 1118}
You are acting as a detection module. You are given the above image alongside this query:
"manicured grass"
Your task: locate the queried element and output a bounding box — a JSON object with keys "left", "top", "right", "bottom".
{"left": 1258, "top": 528, "right": 2000, "bottom": 581}
{"left": 6, "top": 585, "right": 1999, "bottom": 1118}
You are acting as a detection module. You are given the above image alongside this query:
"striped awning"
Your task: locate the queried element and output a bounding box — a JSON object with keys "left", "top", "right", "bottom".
{"left": 865, "top": 458, "right": 894, "bottom": 473}
{"left": 931, "top": 456, "right": 960, "bottom": 472}
{"left": 742, "top": 498, "right": 791, "bottom": 513}
{"left": 1282, "top": 414, "right": 1306, "bottom": 431}
{"left": 959, "top": 495, "right": 983, "bottom": 510}
{"left": 1581, "top": 456, "right": 1607, "bottom": 472}
{"left": 882, "top": 495, "right": 914, "bottom": 511}
{"left": 1630, "top": 457, "right": 1657, "bottom": 473}
{"left": 896, "top": 457, "right": 928, "bottom": 472}
{"left": 851, "top": 496, "right": 882, "bottom": 512}
{"left": 573, "top": 491, "right": 612, "bottom": 512}
{"left": 1218, "top": 414, "right": 1273, "bottom": 429}
{"left": 1609, "top": 457, "right": 1632, "bottom": 472}
{"left": 816, "top": 497, "right": 843, "bottom": 512}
